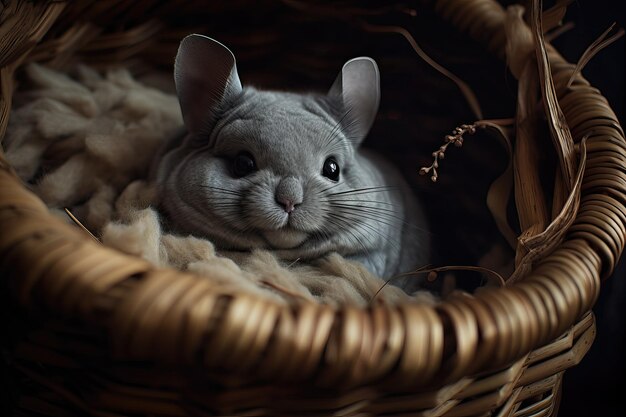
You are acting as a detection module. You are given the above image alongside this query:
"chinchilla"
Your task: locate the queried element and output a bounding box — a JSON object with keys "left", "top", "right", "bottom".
{"left": 154, "top": 34, "right": 428, "bottom": 290}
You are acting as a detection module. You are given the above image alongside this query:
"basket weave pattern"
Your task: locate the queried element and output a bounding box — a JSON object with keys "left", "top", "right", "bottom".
{"left": 1, "top": 0, "right": 624, "bottom": 416}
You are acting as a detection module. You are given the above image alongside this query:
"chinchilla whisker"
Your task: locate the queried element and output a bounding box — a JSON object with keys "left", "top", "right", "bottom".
{"left": 330, "top": 202, "right": 398, "bottom": 213}
{"left": 331, "top": 203, "right": 401, "bottom": 219}
{"left": 240, "top": 177, "right": 257, "bottom": 188}
{"left": 314, "top": 213, "right": 335, "bottom": 243}
{"left": 333, "top": 205, "right": 429, "bottom": 234}
{"left": 330, "top": 211, "right": 390, "bottom": 246}
{"left": 199, "top": 185, "right": 245, "bottom": 195}
{"left": 235, "top": 219, "right": 257, "bottom": 235}
{"left": 211, "top": 204, "right": 242, "bottom": 209}
{"left": 318, "top": 182, "right": 343, "bottom": 195}
{"left": 330, "top": 211, "right": 400, "bottom": 252}
{"left": 211, "top": 202, "right": 241, "bottom": 207}
{"left": 339, "top": 116, "right": 369, "bottom": 146}
{"left": 322, "top": 127, "right": 346, "bottom": 153}
{"left": 325, "top": 142, "right": 352, "bottom": 156}
{"left": 331, "top": 203, "right": 403, "bottom": 220}
{"left": 210, "top": 200, "right": 242, "bottom": 205}
{"left": 326, "top": 198, "right": 396, "bottom": 206}
{"left": 331, "top": 205, "right": 431, "bottom": 233}
{"left": 321, "top": 109, "right": 352, "bottom": 150}
{"left": 307, "top": 225, "right": 328, "bottom": 244}
{"left": 324, "top": 114, "right": 353, "bottom": 148}
{"left": 333, "top": 206, "right": 401, "bottom": 225}
{"left": 332, "top": 207, "right": 400, "bottom": 224}
{"left": 334, "top": 213, "right": 394, "bottom": 238}
{"left": 328, "top": 186, "right": 396, "bottom": 197}
{"left": 211, "top": 196, "right": 241, "bottom": 201}
{"left": 326, "top": 215, "right": 374, "bottom": 259}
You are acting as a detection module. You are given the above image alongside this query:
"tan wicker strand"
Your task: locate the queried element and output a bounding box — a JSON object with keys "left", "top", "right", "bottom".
{"left": 0, "top": 1, "right": 65, "bottom": 138}
{"left": 431, "top": 0, "right": 622, "bottom": 296}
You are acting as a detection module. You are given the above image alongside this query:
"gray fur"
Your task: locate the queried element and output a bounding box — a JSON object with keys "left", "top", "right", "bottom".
{"left": 155, "top": 35, "right": 428, "bottom": 285}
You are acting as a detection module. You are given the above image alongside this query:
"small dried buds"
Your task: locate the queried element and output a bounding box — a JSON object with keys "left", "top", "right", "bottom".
{"left": 419, "top": 123, "right": 477, "bottom": 182}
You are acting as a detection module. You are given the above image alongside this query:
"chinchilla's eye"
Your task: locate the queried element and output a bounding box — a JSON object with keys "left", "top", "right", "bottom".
{"left": 233, "top": 151, "right": 256, "bottom": 177}
{"left": 322, "top": 157, "right": 340, "bottom": 181}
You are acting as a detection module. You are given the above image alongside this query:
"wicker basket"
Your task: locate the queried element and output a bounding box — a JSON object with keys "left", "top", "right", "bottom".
{"left": 1, "top": 0, "right": 624, "bottom": 416}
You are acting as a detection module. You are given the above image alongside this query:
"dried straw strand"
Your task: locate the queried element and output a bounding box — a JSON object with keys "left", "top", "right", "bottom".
{"left": 566, "top": 22, "right": 625, "bottom": 88}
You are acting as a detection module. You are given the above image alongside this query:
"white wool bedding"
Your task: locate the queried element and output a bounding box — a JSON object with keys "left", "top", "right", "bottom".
{"left": 4, "top": 64, "right": 432, "bottom": 306}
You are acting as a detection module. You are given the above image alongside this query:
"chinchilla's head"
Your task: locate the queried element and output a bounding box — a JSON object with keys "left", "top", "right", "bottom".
{"left": 156, "top": 34, "right": 398, "bottom": 261}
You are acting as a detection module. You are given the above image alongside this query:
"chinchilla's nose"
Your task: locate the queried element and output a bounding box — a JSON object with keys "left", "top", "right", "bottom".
{"left": 275, "top": 177, "right": 303, "bottom": 214}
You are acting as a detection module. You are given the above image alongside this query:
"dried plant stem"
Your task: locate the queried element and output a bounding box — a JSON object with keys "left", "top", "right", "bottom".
{"left": 371, "top": 264, "right": 506, "bottom": 302}
{"left": 544, "top": 21, "right": 575, "bottom": 43}
{"left": 260, "top": 280, "right": 310, "bottom": 302}
{"left": 419, "top": 123, "right": 477, "bottom": 182}
{"left": 287, "top": 258, "right": 301, "bottom": 268}
{"left": 540, "top": 0, "right": 573, "bottom": 33}
{"left": 360, "top": 21, "right": 483, "bottom": 120}
{"left": 419, "top": 119, "right": 518, "bottom": 248}
{"left": 64, "top": 208, "right": 99, "bottom": 242}
{"left": 566, "top": 22, "right": 624, "bottom": 88}
{"left": 423, "top": 265, "right": 506, "bottom": 287}
{"left": 419, "top": 119, "right": 515, "bottom": 182}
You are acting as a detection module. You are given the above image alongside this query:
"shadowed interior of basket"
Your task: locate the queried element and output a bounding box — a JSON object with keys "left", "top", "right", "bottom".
{"left": 9, "top": 1, "right": 520, "bottom": 293}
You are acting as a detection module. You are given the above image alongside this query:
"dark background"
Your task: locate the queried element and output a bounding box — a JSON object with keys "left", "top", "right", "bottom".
{"left": 551, "top": 1, "right": 625, "bottom": 416}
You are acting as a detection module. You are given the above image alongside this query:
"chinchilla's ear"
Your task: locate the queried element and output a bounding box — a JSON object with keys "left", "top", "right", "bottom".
{"left": 328, "top": 57, "right": 380, "bottom": 146}
{"left": 175, "top": 34, "right": 242, "bottom": 136}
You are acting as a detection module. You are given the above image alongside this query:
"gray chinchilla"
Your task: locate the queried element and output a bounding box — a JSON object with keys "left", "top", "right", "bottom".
{"left": 154, "top": 34, "right": 428, "bottom": 289}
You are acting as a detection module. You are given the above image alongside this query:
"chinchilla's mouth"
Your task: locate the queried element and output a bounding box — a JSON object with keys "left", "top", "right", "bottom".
{"left": 263, "top": 228, "right": 309, "bottom": 249}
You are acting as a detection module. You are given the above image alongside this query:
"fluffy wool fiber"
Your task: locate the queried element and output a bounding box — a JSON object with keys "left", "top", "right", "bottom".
{"left": 4, "top": 64, "right": 431, "bottom": 306}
